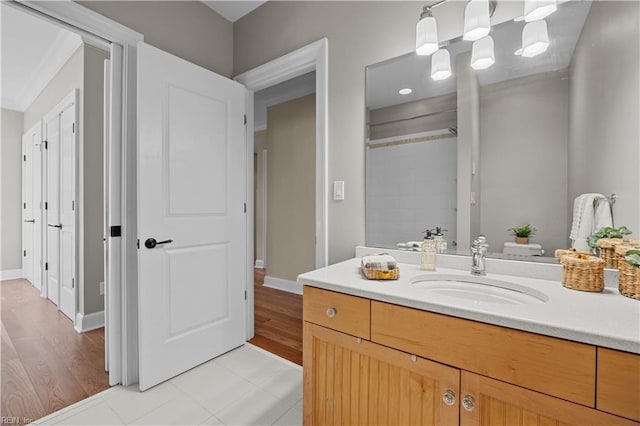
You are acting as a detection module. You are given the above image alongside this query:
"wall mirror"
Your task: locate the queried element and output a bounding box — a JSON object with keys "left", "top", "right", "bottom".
{"left": 365, "top": 0, "right": 639, "bottom": 262}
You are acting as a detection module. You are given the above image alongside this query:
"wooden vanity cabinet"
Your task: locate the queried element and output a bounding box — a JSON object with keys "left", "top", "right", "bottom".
{"left": 302, "top": 286, "right": 640, "bottom": 425}
{"left": 303, "top": 322, "right": 460, "bottom": 425}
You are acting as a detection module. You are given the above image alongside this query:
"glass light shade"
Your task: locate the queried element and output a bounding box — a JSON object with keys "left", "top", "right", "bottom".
{"left": 463, "top": 0, "right": 491, "bottom": 42}
{"left": 416, "top": 16, "right": 439, "bottom": 56}
{"left": 524, "top": 0, "right": 557, "bottom": 22}
{"left": 521, "top": 20, "right": 550, "bottom": 58}
{"left": 470, "top": 36, "right": 495, "bottom": 70}
{"left": 431, "top": 49, "right": 452, "bottom": 81}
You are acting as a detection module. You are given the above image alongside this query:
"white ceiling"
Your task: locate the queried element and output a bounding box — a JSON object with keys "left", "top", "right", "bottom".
{"left": 201, "top": 1, "right": 267, "bottom": 22}
{"left": 366, "top": 0, "right": 592, "bottom": 110}
{"left": 1, "top": 3, "right": 82, "bottom": 112}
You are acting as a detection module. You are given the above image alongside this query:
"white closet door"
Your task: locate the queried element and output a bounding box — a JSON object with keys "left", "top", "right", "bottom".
{"left": 44, "top": 89, "right": 77, "bottom": 319}
{"left": 45, "top": 111, "right": 61, "bottom": 306}
{"left": 59, "top": 104, "right": 77, "bottom": 321}
{"left": 22, "top": 134, "right": 34, "bottom": 285}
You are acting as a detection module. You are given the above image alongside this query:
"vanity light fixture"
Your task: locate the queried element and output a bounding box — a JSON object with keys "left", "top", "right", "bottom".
{"left": 431, "top": 49, "right": 452, "bottom": 80}
{"left": 416, "top": 6, "right": 439, "bottom": 56}
{"left": 399, "top": 88, "right": 413, "bottom": 95}
{"left": 463, "top": 0, "right": 491, "bottom": 41}
{"left": 470, "top": 35, "right": 495, "bottom": 70}
{"left": 521, "top": 20, "right": 550, "bottom": 58}
{"left": 523, "top": 0, "right": 557, "bottom": 22}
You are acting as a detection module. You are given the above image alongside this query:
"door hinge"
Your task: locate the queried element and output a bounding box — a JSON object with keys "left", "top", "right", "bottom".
{"left": 45, "top": 262, "right": 48, "bottom": 271}
{"left": 244, "top": 114, "right": 247, "bottom": 125}
{"left": 23, "top": 155, "right": 26, "bottom": 162}
{"left": 24, "top": 202, "right": 26, "bottom": 209}
{"left": 24, "top": 250, "right": 26, "bottom": 257}
{"left": 244, "top": 290, "right": 247, "bottom": 300}
{"left": 136, "top": 239, "right": 140, "bottom": 249}
{"left": 244, "top": 203, "right": 247, "bottom": 213}
{"left": 44, "top": 141, "right": 48, "bottom": 150}
{"left": 71, "top": 278, "right": 75, "bottom": 289}
{"left": 72, "top": 123, "right": 75, "bottom": 133}
{"left": 45, "top": 202, "right": 48, "bottom": 210}
{"left": 72, "top": 200, "right": 75, "bottom": 210}
{"left": 109, "top": 226, "right": 122, "bottom": 237}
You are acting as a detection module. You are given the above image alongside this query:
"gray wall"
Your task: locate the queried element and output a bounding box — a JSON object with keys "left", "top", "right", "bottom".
{"left": 81, "top": 45, "right": 108, "bottom": 315}
{"left": 569, "top": 1, "right": 640, "bottom": 239}
{"left": 1, "top": 108, "right": 24, "bottom": 272}
{"left": 480, "top": 72, "right": 569, "bottom": 256}
{"left": 266, "top": 95, "right": 316, "bottom": 282}
{"left": 234, "top": 1, "right": 523, "bottom": 263}
{"left": 24, "top": 47, "right": 83, "bottom": 132}
{"left": 79, "top": 1, "right": 233, "bottom": 77}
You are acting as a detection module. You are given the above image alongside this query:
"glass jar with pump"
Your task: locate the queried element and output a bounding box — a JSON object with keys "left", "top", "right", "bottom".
{"left": 421, "top": 229, "right": 437, "bottom": 271}
{"left": 434, "top": 227, "right": 448, "bottom": 254}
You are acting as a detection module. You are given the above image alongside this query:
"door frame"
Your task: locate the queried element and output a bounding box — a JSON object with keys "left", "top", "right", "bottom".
{"left": 10, "top": 0, "right": 143, "bottom": 386}
{"left": 234, "top": 38, "right": 329, "bottom": 339}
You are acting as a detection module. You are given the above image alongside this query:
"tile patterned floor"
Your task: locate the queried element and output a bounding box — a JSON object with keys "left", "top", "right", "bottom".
{"left": 33, "top": 344, "right": 302, "bottom": 426}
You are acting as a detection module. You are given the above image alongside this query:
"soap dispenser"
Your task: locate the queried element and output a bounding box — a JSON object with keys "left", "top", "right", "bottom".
{"left": 434, "top": 227, "right": 448, "bottom": 254}
{"left": 421, "top": 229, "right": 437, "bottom": 271}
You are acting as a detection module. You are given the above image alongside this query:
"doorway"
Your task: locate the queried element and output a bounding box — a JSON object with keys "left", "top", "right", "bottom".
{"left": 1, "top": 3, "right": 110, "bottom": 421}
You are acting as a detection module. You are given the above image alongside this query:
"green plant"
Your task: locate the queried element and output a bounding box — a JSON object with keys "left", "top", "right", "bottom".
{"left": 509, "top": 224, "right": 536, "bottom": 238}
{"left": 586, "top": 226, "right": 632, "bottom": 249}
{"left": 625, "top": 249, "right": 640, "bottom": 269}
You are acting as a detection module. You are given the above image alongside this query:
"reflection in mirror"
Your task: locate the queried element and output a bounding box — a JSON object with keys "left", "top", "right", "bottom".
{"left": 365, "top": 0, "right": 639, "bottom": 262}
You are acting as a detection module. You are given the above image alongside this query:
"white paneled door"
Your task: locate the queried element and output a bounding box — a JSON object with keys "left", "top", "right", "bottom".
{"left": 22, "top": 123, "right": 41, "bottom": 288}
{"left": 43, "top": 90, "right": 77, "bottom": 321}
{"left": 137, "top": 42, "right": 247, "bottom": 390}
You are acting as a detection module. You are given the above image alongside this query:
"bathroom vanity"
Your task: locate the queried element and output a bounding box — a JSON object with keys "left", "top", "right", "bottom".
{"left": 299, "top": 249, "right": 640, "bottom": 425}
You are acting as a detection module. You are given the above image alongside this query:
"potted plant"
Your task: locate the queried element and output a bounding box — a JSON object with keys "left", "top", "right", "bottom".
{"left": 586, "top": 226, "right": 632, "bottom": 249}
{"left": 509, "top": 224, "right": 536, "bottom": 244}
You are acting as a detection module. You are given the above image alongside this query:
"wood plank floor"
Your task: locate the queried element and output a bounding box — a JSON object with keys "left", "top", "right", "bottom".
{"left": 249, "top": 269, "right": 303, "bottom": 366}
{"left": 1, "top": 279, "right": 109, "bottom": 424}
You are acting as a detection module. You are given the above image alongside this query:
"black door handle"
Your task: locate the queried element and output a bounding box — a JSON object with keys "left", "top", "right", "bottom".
{"left": 24, "top": 219, "right": 35, "bottom": 223}
{"left": 48, "top": 224, "right": 62, "bottom": 229}
{"left": 144, "top": 238, "right": 173, "bottom": 249}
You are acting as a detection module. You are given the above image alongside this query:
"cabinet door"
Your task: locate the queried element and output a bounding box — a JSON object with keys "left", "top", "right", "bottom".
{"left": 303, "top": 321, "right": 460, "bottom": 426}
{"left": 460, "top": 371, "right": 639, "bottom": 426}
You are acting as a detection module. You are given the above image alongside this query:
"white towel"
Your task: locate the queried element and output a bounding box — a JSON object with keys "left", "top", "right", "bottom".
{"left": 570, "top": 193, "right": 612, "bottom": 250}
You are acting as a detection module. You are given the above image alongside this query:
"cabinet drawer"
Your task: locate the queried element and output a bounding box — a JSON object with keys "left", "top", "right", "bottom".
{"left": 597, "top": 348, "right": 640, "bottom": 421}
{"left": 371, "top": 301, "right": 596, "bottom": 406}
{"left": 303, "top": 286, "right": 370, "bottom": 339}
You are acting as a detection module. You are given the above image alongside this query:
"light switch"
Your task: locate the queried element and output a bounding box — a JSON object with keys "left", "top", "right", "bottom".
{"left": 333, "top": 181, "right": 345, "bottom": 201}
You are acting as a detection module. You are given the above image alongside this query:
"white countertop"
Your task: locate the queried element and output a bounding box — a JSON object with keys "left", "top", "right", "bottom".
{"left": 298, "top": 257, "right": 640, "bottom": 354}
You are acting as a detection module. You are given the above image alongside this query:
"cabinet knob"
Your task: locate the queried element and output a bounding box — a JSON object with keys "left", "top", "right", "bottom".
{"left": 326, "top": 307, "right": 337, "bottom": 318}
{"left": 442, "top": 390, "right": 456, "bottom": 406}
{"left": 462, "top": 395, "right": 475, "bottom": 411}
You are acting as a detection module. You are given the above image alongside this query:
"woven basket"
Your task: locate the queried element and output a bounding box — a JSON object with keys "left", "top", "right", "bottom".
{"left": 597, "top": 238, "right": 626, "bottom": 268}
{"left": 555, "top": 249, "right": 592, "bottom": 284}
{"left": 560, "top": 254, "right": 605, "bottom": 292}
{"left": 613, "top": 240, "right": 640, "bottom": 269}
{"left": 361, "top": 265, "right": 399, "bottom": 280}
{"left": 615, "top": 244, "right": 640, "bottom": 300}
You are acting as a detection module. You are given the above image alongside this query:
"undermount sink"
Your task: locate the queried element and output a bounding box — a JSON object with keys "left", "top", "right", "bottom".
{"left": 410, "top": 274, "right": 548, "bottom": 305}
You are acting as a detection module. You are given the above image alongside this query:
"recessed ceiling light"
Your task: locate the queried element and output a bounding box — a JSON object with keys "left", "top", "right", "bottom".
{"left": 399, "top": 88, "right": 413, "bottom": 95}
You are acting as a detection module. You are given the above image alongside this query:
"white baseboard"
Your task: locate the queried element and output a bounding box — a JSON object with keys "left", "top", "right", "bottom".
{"left": 254, "top": 259, "right": 265, "bottom": 269}
{"left": 0, "top": 269, "right": 23, "bottom": 281}
{"left": 75, "top": 310, "right": 105, "bottom": 333}
{"left": 263, "top": 275, "right": 302, "bottom": 295}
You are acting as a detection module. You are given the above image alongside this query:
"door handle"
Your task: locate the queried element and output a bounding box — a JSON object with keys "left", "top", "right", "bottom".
{"left": 144, "top": 238, "right": 173, "bottom": 249}
{"left": 24, "top": 219, "right": 35, "bottom": 223}
{"left": 48, "top": 224, "right": 62, "bottom": 229}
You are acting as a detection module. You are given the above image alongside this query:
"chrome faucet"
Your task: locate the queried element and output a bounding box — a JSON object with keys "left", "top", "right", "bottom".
{"left": 471, "top": 235, "right": 488, "bottom": 276}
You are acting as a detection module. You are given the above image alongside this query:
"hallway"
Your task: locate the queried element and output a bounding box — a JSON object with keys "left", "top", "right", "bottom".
{"left": 1, "top": 279, "right": 108, "bottom": 423}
